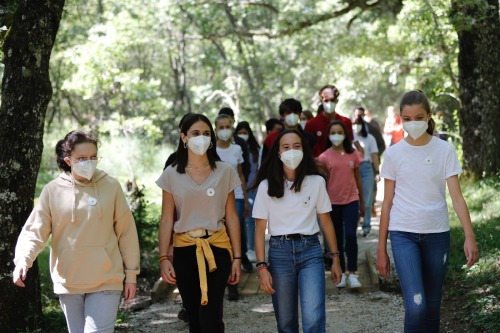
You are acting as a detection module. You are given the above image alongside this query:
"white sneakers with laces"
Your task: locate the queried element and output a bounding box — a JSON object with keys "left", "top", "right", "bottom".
{"left": 348, "top": 274, "right": 362, "bottom": 288}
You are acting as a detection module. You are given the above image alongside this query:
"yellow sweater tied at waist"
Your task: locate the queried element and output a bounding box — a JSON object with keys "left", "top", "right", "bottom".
{"left": 173, "top": 225, "right": 233, "bottom": 305}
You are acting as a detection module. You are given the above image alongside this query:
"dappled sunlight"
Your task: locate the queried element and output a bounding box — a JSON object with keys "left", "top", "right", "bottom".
{"left": 251, "top": 303, "right": 274, "bottom": 313}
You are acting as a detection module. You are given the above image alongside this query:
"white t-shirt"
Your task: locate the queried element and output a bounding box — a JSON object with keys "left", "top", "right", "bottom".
{"left": 357, "top": 134, "right": 379, "bottom": 162}
{"left": 252, "top": 175, "right": 332, "bottom": 235}
{"left": 381, "top": 137, "right": 462, "bottom": 233}
{"left": 217, "top": 144, "right": 244, "bottom": 199}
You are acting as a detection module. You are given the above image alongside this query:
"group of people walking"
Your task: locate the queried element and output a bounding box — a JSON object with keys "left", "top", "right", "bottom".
{"left": 12, "top": 87, "right": 478, "bottom": 333}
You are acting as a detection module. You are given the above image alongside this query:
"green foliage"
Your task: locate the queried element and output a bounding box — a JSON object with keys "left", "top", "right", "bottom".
{"left": 447, "top": 176, "right": 500, "bottom": 331}
{"left": 45, "top": 0, "right": 461, "bottom": 139}
{"left": 127, "top": 183, "right": 161, "bottom": 276}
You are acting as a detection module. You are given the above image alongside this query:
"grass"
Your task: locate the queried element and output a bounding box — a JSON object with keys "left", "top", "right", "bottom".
{"left": 445, "top": 176, "right": 500, "bottom": 332}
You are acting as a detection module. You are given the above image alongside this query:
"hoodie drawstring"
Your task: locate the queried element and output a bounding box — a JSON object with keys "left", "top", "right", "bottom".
{"left": 92, "top": 179, "right": 103, "bottom": 221}
{"left": 71, "top": 176, "right": 77, "bottom": 223}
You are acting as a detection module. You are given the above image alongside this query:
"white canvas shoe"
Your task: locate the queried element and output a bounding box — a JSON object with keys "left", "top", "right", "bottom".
{"left": 336, "top": 273, "right": 347, "bottom": 288}
{"left": 246, "top": 250, "right": 256, "bottom": 263}
{"left": 348, "top": 274, "right": 362, "bottom": 288}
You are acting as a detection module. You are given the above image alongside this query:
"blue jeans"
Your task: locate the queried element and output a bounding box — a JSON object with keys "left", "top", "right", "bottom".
{"left": 328, "top": 201, "right": 359, "bottom": 272}
{"left": 359, "top": 162, "right": 374, "bottom": 232}
{"left": 268, "top": 234, "right": 325, "bottom": 333}
{"left": 235, "top": 198, "right": 248, "bottom": 256}
{"left": 390, "top": 231, "right": 450, "bottom": 333}
{"left": 246, "top": 189, "right": 256, "bottom": 251}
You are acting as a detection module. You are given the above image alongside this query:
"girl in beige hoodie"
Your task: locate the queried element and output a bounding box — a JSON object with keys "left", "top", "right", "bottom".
{"left": 13, "top": 130, "right": 140, "bottom": 333}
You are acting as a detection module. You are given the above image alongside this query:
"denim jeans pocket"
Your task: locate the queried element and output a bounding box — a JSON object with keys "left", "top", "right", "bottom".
{"left": 269, "top": 237, "right": 282, "bottom": 248}
{"left": 304, "top": 235, "right": 320, "bottom": 248}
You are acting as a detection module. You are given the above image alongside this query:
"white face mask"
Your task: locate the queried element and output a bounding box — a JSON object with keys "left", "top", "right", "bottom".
{"left": 217, "top": 129, "right": 233, "bottom": 141}
{"left": 329, "top": 134, "right": 345, "bottom": 147}
{"left": 403, "top": 120, "right": 428, "bottom": 140}
{"left": 300, "top": 120, "right": 307, "bottom": 129}
{"left": 237, "top": 134, "right": 249, "bottom": 142}
{"left": 187, "top": 135, "right": 211, "bottom": 155}
{"left": 72, "top": 159, "right": 98, "bottom": 180}
{"left": 284, "top": 113, "right": 299, "bottom": 127}
{"left": 323, "top": 102, "right": 336, "bottom": 114}
{"left": 353, "top": 124, "right": 362, "bottom": 133}
{"left": 279, "top": 149, "right": 303, "bottom": 170}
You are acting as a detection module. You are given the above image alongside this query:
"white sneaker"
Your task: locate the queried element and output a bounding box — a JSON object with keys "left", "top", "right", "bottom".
{"left": 348, "top": 274, "right": 362, "bottom": 288}
{"left": 336, "top": 273, "right": 347, "bottom": 288}
{"left": 246, "top": 250, "right": 256, "bottom": 263}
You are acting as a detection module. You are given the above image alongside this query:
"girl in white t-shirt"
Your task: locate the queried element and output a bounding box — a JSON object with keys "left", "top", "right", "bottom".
{"left": 377, "top": 90, "right": 479, "bottom": 332}
{"left": 252, "top": 129, "right": 342, "bottom": 333}
{"left": 353, "top": 115, "right": 380, "bottom": 236}
{"left": 215, "top": 114, "right": 252, "bottom": 301}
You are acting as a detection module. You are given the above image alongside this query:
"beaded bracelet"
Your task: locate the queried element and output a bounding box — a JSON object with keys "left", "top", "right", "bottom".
{"left": 256, "top": 262, "right": 269, "bottom": 271}
{"left": 326, "top": 251, "right": 340, "bottom": 258}
{"left": 159, "top": 255, "right": 171, "bottom": 263}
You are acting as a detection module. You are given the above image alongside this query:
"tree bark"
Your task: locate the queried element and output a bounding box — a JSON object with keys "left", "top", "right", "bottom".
{"left": 0, "top": 0, "right": 65, "bottom": 331}
{"left": 451, "top": 0, "right": 500, "bottom": 177}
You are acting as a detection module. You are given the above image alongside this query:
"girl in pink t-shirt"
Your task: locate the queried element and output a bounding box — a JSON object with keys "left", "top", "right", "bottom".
{"left": 317, "top": 120, "right": 365, "bottom": 288}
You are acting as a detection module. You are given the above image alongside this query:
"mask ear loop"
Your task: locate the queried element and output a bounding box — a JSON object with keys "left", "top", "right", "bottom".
{"left": 183, "top": 140, "right": 187, "bottom": 149}
{"left": 208, "top": 142, "right": 213, "bottom": 149}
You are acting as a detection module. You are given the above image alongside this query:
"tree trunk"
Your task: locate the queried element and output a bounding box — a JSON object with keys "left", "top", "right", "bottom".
{"left": 0, "top": 0, "right": 65, "bottom": 331}
{"left": 451, "top": 0, "right": 500, "bottom": 177}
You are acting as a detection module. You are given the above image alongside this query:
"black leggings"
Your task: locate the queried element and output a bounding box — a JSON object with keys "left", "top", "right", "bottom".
{"left": 173, "top": 245, "right": 231, "bottom": 333}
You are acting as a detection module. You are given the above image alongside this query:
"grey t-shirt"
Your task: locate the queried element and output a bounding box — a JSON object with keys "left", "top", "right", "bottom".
{"left": 156, "top": 161, "right": 241, "bottom": 233}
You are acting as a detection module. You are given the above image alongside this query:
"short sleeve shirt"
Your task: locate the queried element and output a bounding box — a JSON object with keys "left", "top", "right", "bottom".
{"left": 381, "top": 137, "right": 462, "bottom": 233}
{"left": 317, "top": 149, "right": 362, "bottom": 204}
{"left": 305, "top": 112, "right": 354, "bottom": 157}
{"left": 216, "top": 144, "right": 244, "bottom": 199}
{"left": 156, "top": 161, "right": 241, "bottom": 233}
{"left": 252, "top": 175, "right": 331, "bottom": 235}
{"left": 357, "top": 134, "right": 379, "bottom": 162}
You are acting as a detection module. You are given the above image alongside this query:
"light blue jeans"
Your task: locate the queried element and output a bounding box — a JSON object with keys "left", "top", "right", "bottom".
{"left": 59, "top": 290, "right": 122, "bottom": 333}
{"left": 268, "top": 234, "right": 326, "bottom": 333}
{"left": 390, "top": 231, "right": 450, "bottom": 333}
{"left": 359, "top": 161, "right": 374, "bottom": 232}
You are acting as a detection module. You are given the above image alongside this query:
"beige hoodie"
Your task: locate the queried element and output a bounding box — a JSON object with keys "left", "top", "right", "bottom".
{"left": 14, "top": 169, "right": 140, "bottom": 294}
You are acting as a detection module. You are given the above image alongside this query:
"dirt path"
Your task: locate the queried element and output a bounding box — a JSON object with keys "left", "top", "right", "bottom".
{"left": 118, "top": 188, "right": 407, "bottom": 332}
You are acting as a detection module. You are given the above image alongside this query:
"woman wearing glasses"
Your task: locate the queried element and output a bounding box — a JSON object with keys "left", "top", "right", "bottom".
{"left": 13, "top": 130, "right": 140, "bottom": 333}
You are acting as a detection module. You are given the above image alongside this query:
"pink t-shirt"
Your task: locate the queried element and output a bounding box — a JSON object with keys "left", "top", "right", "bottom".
{"left": 317, "top": 149, "right": 362, "bottom": 205}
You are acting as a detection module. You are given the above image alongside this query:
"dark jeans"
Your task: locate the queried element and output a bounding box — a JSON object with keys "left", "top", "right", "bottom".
{"left": 328, "top": 201, "right": 360, "bottom": 272}
{"left": 174, "top": 245, "right": 232, "bottom": 333}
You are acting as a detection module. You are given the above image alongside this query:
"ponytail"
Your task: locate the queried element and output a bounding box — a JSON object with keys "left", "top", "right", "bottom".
{"left": 427, "top": 117, "right": 435, "bottom": 135}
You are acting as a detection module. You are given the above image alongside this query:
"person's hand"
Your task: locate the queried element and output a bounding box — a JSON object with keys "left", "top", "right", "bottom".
{"left": 123, "top": 282, "right": 137, "bottom": 302}
{"left": 464, "top": 237, "right": 479, "bottom": 267}
{"left": 160, "top": 259, "right": 176, "bottom": 284}
{"left": 376, "top": 249, "right": 391, "bottom": 278}
{"left": 330, "top": 260, "right": 342, "bottom": 285}
{"left": 258, "top": 268, "right": 275, "bottom": 294}
{"left": 13, "top": 265, "right": 28, "bottom": 287}
{"left": 228, "top": 259, "right": 241, "bottom": 285}
{"left": 375, "top": 174, "right": 381, "bottom": 183}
